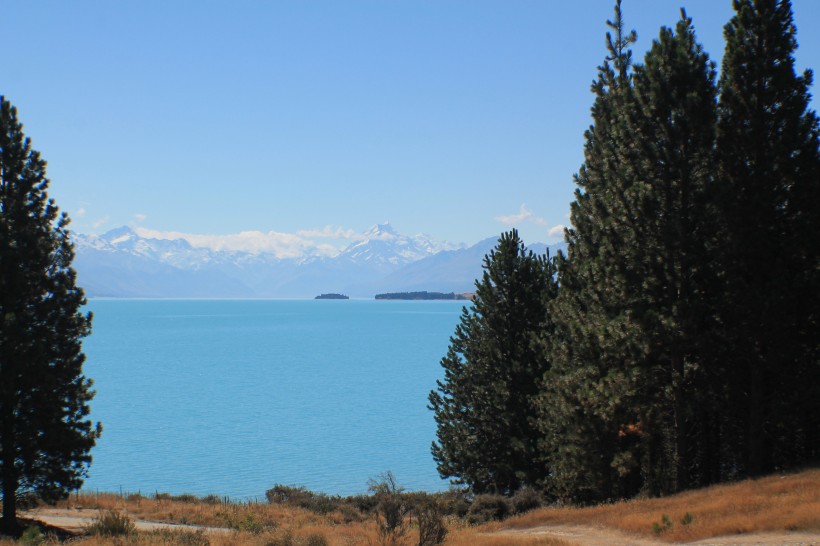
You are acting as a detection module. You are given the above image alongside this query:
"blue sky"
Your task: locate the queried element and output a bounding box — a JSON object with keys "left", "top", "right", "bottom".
{"left": 3, "top": 1, "right": 819, "bottom": 252}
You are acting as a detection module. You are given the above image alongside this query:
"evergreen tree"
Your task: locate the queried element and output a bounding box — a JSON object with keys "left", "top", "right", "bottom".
{"left": 716, "top": 0, "right": 820, "bottom": 477}
{"left": 0, "top": 96, "right": 101, "bottom": 535}
{"left": 539, "top": 0, "right": 642, "bottom": 503}
{"left": 429, "top": 229, "right": 557, "bottom": 494}
{"left": 621, "top": 11, "right": 719, "bottom": 494}
{"left": 542, "top": 5, "right": 720, "bottom": 500}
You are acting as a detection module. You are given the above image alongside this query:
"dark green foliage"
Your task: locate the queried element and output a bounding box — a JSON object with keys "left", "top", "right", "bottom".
{"left": 19, "top": 524, "right": 44, "bottom": 546}
{"left": 538, "top": 1, "right": 643, "bottom": 503}
{"left": 465, "top": 494, "right": 511, "bottom": 525}
{"left": 0, "top": 96, "right": 101, "bottom": 535}
{"left": 715, "top": 0, "right": 820, "bottom": 478}
{"left": 540, "top": 0, "right": 819, "bottom": 503}
{"left": 542, "top": 0, "right": 732, "bottom": 501}
{"left": 429, "top": 229, "right": 558, "bottom": 495}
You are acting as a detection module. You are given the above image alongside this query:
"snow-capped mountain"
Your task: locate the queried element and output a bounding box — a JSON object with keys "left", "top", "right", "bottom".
{"left": 335, "top": 223, "right": 461, "bottom": 270}
{"left": 72, "top": 224, "right": 473, "bottom": 298}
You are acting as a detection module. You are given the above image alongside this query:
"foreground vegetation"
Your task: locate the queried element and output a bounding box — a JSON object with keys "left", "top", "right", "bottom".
{"left": 2, "top": 468, "right": 818, "bottom": 545}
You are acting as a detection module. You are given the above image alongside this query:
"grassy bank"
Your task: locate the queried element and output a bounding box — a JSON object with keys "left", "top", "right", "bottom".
{"left": 2, "top": 468, "right": 818, "bottom": 545}
{"left": 489, "top": 467, "right": 820, "bottom": 542}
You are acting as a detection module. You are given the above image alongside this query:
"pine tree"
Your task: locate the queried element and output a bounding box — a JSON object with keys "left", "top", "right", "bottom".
{"left": 716, "top": 0, "right": 820, "bottom": 477}
{"left": 429, "top": 229, "right": 557, "bottom": 494}
{"left": 621, "top": 10, "right": 719, "bottom": 494}
{"left": 542, "top": 5, "right": 721, "bottom": 500}
{"left": 0, "top": 96, "right": 101, "bottom": 535}
{"left": 540, "top": 0, "right": 642, "bottom": 502}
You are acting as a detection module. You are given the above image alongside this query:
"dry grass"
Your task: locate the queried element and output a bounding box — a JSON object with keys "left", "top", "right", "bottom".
{"left": 490, "top": 467, "right": 820, "bottom": 542}
{"left": 3, "top": 468, "right": 818, "bottom": 544}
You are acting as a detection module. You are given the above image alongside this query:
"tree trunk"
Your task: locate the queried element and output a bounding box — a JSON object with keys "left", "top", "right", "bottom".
{"left": 1, "top": 431, "right": 20, "bottom": 536}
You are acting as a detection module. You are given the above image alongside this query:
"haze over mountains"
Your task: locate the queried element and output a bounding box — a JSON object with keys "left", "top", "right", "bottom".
{"left": 73, "top": 224, "right": 565, "bottom": 298}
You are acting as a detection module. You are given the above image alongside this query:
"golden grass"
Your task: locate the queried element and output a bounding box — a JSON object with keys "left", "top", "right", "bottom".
{"left": 3, "top": 468, "right": 817, "bottom": 544}
{"left": 490, "top": 467, "right": 820, "bottom": 542}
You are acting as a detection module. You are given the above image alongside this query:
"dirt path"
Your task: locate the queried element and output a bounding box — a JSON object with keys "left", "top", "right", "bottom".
{"left": 22, "top": 508, "right": 231, "bottom": 535}
{"left": 493, "top": 524, "right": 820, "bottom": 545}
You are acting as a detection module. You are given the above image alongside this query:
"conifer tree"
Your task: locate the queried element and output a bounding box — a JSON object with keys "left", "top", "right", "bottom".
{"left": 716, "top": 0, "right": 820, "bottom": 477}
{"left": 540, "top": 0, "right": 642, "bottom": 502}
{"left": 0, "top": 96, "right": 101, "bottom": 535}
{"left": 429, "top": 230, "right": 557, "bottom": 494}
{"left": 542, "top": 5, "right": 720, "bottom": 500}
{"left": 620, "top": 11, "right": 719, "bottom": 494}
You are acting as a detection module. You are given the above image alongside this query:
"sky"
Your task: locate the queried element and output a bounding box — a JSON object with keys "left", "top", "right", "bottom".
{"left": 3, "top": 0, "right": 819, "bottom": 254}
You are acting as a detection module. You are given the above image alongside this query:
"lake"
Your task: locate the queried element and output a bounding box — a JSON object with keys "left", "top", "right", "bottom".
{"left": 80, "top": 299, "right": 465, "bottom": 500}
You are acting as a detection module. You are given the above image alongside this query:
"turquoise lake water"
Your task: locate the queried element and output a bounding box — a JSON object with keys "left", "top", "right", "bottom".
{"left": 80, "top": 299, "right": 465, "bottom": 500}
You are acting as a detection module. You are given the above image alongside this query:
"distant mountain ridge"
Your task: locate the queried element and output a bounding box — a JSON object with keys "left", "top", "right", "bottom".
{"left": 72, "top": 225, "right": 565, "bottom": 298}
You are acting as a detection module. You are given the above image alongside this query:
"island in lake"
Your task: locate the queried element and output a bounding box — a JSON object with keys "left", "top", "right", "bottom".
{"left": 315, "top": 293, "right": 349, "bottom": 300}
{"left": 375, "top": 291, "right": 473, "bottom": 301}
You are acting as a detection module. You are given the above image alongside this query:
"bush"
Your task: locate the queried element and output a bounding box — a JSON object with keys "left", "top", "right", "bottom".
{"left": 266, "top": 484, "right": 340, "bottom": 515}
{"left": 416, "top": 500, "right": 447, "bottom": 546}
{"left": 369, "top": 472, "right": 410, "bottom": 546}
{"left": 511, "top": 486, "right": 544, "bottom": 514}
{"left": 85, "top": 510, "right": 136, "bottom": 536}
{"left": 20, "top": 525, "right": 44, "bottom": 546}
{"left": 466, "top": 494, "right": 511, "bottom": 525}
{"left": 219, "top": 510, "right": 275, "bottom": 534}
{"left": 436, "top": 488, "right": 471, "bottom": 518}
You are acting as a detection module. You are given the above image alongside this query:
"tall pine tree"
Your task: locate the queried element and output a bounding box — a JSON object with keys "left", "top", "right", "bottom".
{"left": 0, "top": 97, "right": 101, "bottom": 535}
{"left": 429, "top": 230, "right": 557, "bottom": 494}
{"left": 540, "top": 0, "right": 642, "bottom": 503}
{"left": 621, "top": 10, "right": 719, "bottom": 494}
{"left": 542, "top": 5, "right": 720, "bottom": 500}
{"left": 716, "top": 0, "right": 820, "bottom": 477}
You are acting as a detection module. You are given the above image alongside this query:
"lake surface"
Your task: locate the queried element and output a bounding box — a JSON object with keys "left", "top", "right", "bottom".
{"left": 80, "top": 299, "right": 465, "bottom": 500}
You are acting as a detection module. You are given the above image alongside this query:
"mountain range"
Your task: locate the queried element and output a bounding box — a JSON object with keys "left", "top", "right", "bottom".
{"left": 72, "top": 224, "right": 566, "bottom": 298}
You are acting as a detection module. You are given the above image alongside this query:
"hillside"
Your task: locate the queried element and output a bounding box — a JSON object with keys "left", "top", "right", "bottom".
{"left": 11, "top": 468, "right": 819, "bottom": 545}
{"left": 490, "top": 467, "right": 820, "bottom": 544}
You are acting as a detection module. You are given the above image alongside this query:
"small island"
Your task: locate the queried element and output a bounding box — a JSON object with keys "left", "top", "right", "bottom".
{"left": 314, "top": 293, "right": 349, "bottom": 300}
{"left": 375, "top": 291, "right": 472, "bottom": 301}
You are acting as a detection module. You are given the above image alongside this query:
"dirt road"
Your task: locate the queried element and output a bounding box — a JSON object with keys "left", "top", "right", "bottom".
{"left": 22, "top": 508, "right": 231, "bottom": 535}
{"left": 494, "top": 524, "right": 819, "bottom": 545}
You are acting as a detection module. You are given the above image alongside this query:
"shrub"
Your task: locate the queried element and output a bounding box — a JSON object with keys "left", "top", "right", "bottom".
{"left": 652, "top": 513, "right": 674, "bottom": 535}
{"left": 20, "top": 525, "right": 44, "bottom": 546}
{"left": 369, "top": 472, "right": 410, "bottom": 546}
{"left": 219, "top": 510, "right": 275, "bottom": 534}
{"left": 511, "top": 486, "right": 544, "bottom": 514}
{"left": 466, "top": 494, "right": 511, "bottom": 525}
{"left": 85, "top": 510, "right": 136, "bottom": 536}
{"left": 345, "top": 493, "right": 379, "bottom": 514}
{"left": 266, "top": 484, "right": 340, "bottom": 515}
{"left": 416, "top": 500, "right": 448, "bottom": 546}
{"left": 436, "top": 488, "right": 471, "bottom": 518}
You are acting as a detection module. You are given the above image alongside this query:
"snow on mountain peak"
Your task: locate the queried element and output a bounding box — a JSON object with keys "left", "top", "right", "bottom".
{"left": 363, "top": 222, "right": 397, "bottom": 240}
